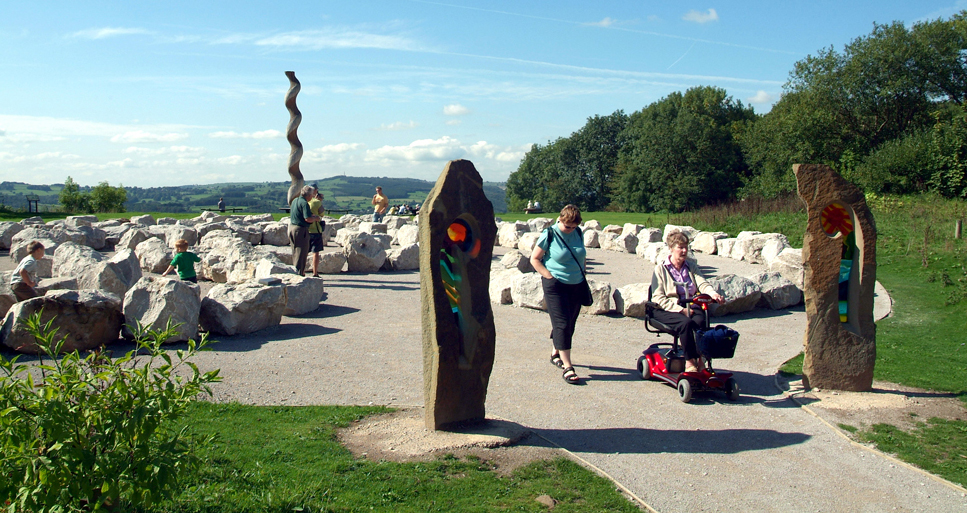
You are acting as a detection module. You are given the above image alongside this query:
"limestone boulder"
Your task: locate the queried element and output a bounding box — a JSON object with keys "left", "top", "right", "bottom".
{"left": 709, "top": 274, "right": 762, "bottom": 317}
{"left": 510, "top": 273, "right": 546, "bottom": 310}
{"left": 385, "top": 243, "right": 420, "bottom": 271}
{"left": 761, "top": 237, "right": 789, "bottom": 267}
{"left": 35, "top": 276, "right": 79, "bottom": 295}
{"left": 52, "top": 242, "right": 102, "bottom": 278}
{"left": 344, "top": 232, "right": 387, "bottom": 272}
{"left": 640, "top": 242, "right": 668, "bottom": 263}
{"left": 118, "top": 228, "right": 151, "bottom": 252}
{"left": 396, "top": 224, "right": 420, "bottom": 246}
{"left": 122, "top": 277, "right": 201, "bottom": 342}
{"left": 621, "top": 223, "right": 643, "bottom": 237}
{"left": 749, "top": 271, "right": 803, "bottom": 310}
{"left": 245, "top": 213, "right": 273, "bottom": 223}
{"left": 690, "top": 232, "right": 728, "bottom": 255}
{"left": 262, "top": 223, "right": 289, "bottom": 246}
{"left": 359, "top": 222, "right": 388, "bottom": 234}
{"left": 0, "top": 290, "right": 123, "bottom": 354}
{"left": 769, "top": 248, "right": 805, "bottom": 291}
{"left": 197, "top": 222, "right": 231, "bottom": 240}
{"left": 20, "top": 216, "right": 44, "bottom": 225}
{"left": 135, "top": 237, "right": 173, "bottom": 274}
{"left": 737, "top": 230, "right": 762, "bottom": 239}
{"left": 0, "top": 222, "right": 25, "bottom": 249}
{"left": 254, "top": 245, "right": 293, "bottom": 266}
{"left": 580, "top": 280, "right": 614, "bottom": 315}
{"left": 610, "top": 233, "right": 638, "bottom": 253}
{"left": 156, "top": 217, "right": 177, "bottom": 225}
{"left": 616, "top": 283, "right": 651, "bottom": 318}
{"left": 12, "top": 226, "right": 53, "bottom": 246}
{"left": 489, "top": 267, "right": 523, "bottom": 304}
{"left": 0, "top": 293, "right": 14, "bottom": 320}
{"left": 108, "top": 249, "right": 143, "bottom": 291}
{"left": 602, "top": 224, "right": 623, "bottom": 235}
{"left": 372, "top": 233, "right": 393, "bottom": 250}
{"left": 582, "top": 219, "right": 602, "bottom": 231}
{"left": 274, "top": 274, "right": 324, "bottom": 316}
{"left": 339, "top": 214, "right": 360, "bottom": 228}
{"left": 716, "top": 238, "right": 737, "bottom": 258}
{"left": 131, "top": 214, "right": 156, "bottom": 226}
{"left": 499, "top": 250, "right": 533, "bottom": 273}
{"left": 497, "top": 222, "right": 528, "bottom": 248}
{"left": 636, "top": 227, "right": 663, "bottom": 245}
{"left": 199, "top": 281, "right": 286, "bottom": 336}
{"left": 100, "top": 224, "right": 130, "bottom": 248}
{"left": 583, "top": 229, "right": 600, "bottom": 248}
{"left": 663, "top": 224, "right": 699, "bottom": 243}
{"left": 255, "top": 258, "right": 297, "bottom": 278}
{"left": 52, "top": 226, "right": 88, "bottom": 246}
{"left": 166, "top": 225, "right": 198, "bottom": 247}
{"left": 334, "top": 227, "right": 357, "bottom": 247}
{"left": 527, "top": 217, "right": 554, "bottom": 233}
{"left": 732, "top": 233, "right": 790, "bottom": 264}
{"left": 598, "top": 232, "right": 618, "bottom": 250}
{"left": 317, "top": 251, "right": 347, "bottom": 274}
{"left": 10, "top": 238, "right": 58, "bottom": 262}
{"left": 64, "top": 215, "right": 98, "bottom": 228}
{"left": 517, "top": 232, "right": 541, "bottom": 253}
{"left": 384, "top": 216, "right": 411, "bottom": 230}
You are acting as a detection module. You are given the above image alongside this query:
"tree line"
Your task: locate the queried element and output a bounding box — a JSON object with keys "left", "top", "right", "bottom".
{"left": 506, "top": 12, "right": 966, "bottom": 213}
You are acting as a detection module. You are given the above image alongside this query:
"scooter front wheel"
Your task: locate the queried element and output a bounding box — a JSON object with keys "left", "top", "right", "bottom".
{"left": 725, "top": 378, "right": 740, "bottom": 401}
{"left": 677, "top": 379, "right": 693, "bottom": 403}
{"left": 637, "top": 356, "right": 652, "bottom": 380}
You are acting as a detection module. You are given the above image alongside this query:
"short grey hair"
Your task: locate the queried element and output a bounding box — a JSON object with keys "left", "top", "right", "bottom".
{"left": 666, "top": 231, "right": 689, "bottom": 248}
{"left": 300, "top": 185, "right": 316, "bottom": 198}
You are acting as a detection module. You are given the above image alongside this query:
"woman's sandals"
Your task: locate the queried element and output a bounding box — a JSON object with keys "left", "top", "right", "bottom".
{"left": 550, "top": 354, "right": 564, "bottom": 369}
{"left": 562, "top": 366, "right": 581, "bottom": 384}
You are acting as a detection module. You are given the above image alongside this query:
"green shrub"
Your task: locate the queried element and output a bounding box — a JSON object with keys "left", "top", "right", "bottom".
{"left": 0, "top": 313, "right": 221, "bottom": 512}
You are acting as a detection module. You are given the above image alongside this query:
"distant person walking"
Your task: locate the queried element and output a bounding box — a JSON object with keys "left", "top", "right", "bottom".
{"left": 371, "top": 186, "right": 388, "bottom": 222}
{"left": 289, "top": 185, "right": 321, "bottom": 276}
{"left": 217, "top": 197, "right": 225, "bottom": 212}
{"left": 10, "top": 241, "right": 44, "bottom": 302}
{"left": 308, "top": 188, "right": 325, "bottom": 277}
{"left": 162, "top": 239, "right": 201, "bottom": 283}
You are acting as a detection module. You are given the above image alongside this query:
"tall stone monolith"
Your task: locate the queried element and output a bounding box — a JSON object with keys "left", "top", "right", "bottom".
{"left": 419, "top": 159, "right": 498, "bottom": 430}
{"left": 794, "top": 164, "right": 877, "bottom": 391}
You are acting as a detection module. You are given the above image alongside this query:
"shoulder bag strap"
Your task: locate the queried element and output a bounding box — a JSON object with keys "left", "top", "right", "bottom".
{"left": 548, "top": 226, "right": 586, "bottom": 277}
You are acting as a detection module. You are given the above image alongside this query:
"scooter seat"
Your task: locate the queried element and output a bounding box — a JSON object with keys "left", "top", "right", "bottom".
{"left": 648, "top": 317, "right": 681, "bottom": 335}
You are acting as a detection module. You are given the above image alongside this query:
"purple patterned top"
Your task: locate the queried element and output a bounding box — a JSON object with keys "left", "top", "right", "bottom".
{"left": 663, "top": 258, "right": 697, "bottom": 301}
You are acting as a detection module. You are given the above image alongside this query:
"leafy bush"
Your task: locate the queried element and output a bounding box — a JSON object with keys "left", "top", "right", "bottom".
{"left": 0, "top": 314, "right": 221, "bottom": 512}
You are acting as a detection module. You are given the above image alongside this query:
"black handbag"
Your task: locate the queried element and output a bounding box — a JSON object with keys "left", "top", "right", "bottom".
{"left": 547, "top": 226, "right": 593, "bottom": 306}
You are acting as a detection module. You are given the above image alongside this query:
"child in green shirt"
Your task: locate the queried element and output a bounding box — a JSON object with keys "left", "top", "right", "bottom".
{"left": 162, "top": 238, "right": 201, "bottom": 283}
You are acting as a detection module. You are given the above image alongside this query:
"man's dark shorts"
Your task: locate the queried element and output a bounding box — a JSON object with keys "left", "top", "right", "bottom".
{"left": 309, "top": 233, "right": 324, "bottom": 252}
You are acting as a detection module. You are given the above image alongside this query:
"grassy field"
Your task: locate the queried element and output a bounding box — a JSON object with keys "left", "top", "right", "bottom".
{"left": 142, "top": 403, "right": 641, "bottom": 513}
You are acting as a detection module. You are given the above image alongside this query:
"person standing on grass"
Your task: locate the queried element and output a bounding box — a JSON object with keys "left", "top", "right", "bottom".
{"left": 308, "top": 188, "right": 325, "bottom": 277}
{"left": 217, "top": 197, "right": 225, "bottom": 212}
{"left": 530, "top": 204, "right": 587, "bottom": 385}
{"left": 289, "top": 185, "right": 321, "bottom": 276}
{"left": 10, "top": 241, "right": 44, "bottom": 302}
{"left": 371, "top": 186, "right": 388, "bottom": 222}
{"left": 162, "top": 239, "right": 201, "bottom": 283}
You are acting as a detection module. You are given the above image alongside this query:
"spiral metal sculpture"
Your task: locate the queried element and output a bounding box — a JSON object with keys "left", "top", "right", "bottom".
{"left": 285, "top": 71, "right": 304, "bottom": 205}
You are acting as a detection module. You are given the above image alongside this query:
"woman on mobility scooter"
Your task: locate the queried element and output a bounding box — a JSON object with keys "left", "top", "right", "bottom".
{"left": 649, "top": 231, "right": 725, "bottom": 373}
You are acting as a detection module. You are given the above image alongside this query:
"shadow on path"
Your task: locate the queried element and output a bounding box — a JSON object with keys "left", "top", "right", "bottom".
{"left": 529, "top": 427, "right": 812, "bottom": 454}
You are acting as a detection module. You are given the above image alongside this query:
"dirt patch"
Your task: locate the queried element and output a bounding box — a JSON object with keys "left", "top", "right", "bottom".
{"left": 782, "top": 377, "right": 965, "bottom": 432}
{"left": 337, "top": 407, "right": 563, "bottom": 476}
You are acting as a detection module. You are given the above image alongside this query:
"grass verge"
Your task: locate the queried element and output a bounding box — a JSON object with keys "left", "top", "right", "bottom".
{"left": 143, "top": 402, "right": 642, "bottom": 512}
{"left": 846, "top": 418, "right": 967, "bottom": 486}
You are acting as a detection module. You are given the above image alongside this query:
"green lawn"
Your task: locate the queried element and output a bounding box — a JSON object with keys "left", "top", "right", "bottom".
{"left": 143, "top": 403, "right": 641, "bottom": 513}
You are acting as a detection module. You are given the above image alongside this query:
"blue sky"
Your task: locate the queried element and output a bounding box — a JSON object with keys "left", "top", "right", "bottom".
{"left": 0, "top": 1, "right": 964, "bottom": 187}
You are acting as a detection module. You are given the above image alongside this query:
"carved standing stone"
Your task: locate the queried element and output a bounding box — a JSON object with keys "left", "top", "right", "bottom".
{"left": 794, "top": 164, "right": 877, "bottom": 391}
{"left": 284, "top": 71, "right": 304, "bottom": 205}
{"left": 419, "top": 160, "right": 498, "bottom": 430}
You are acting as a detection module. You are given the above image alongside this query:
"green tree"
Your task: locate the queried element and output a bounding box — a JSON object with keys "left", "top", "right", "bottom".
{"left": 90, "top": 181, "right": 127, "bottom": 212}
{"left": 58, "top": 176, "right": 90, "bottom": 213}
{"left": 612, "top": 86, "right": 755, "bottom": 212}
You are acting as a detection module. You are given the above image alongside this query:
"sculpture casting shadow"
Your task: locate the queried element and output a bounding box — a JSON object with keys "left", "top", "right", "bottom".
{"left": 526, "top": 426, "right": 812, "bottom": 455}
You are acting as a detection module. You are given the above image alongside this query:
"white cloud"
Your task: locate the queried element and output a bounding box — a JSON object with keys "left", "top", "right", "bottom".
{"left": 304, "top": 143, "right": 363, "bottom": 162}
{"left": 255, "top": 27, "right": 428, "bottom": 51}
{"left": 208, "top": 129, "right": 283, "bottom": 139}
{"left": 217, "top": 155, "right": 245, "bottom": 165}
{"left": 584, "top": 17, "right": 616, "bottom": 28}
{"left": 466, "top": 141, "right": 531, "bottom": 163}
{"left": 377, "top": 121, "right": 418, "bottom": 131}
{"left": 747, "top": 90, "right": 775, "bottom": 104}
{"left": 123, "top": 145, "right": 206, "bottom": 156}
{"left": 110, "top": 131, "right": 189, "bottom": 143}
{"left": 683, "top": 9, "right": 718, "bottom": 23}
{"left": 445, "top": 119, "right": 462, "bottom": 126}
{"left": 366, "top": 136, "right": 465, "bottom": 162}
{"left": 443, "top": 104, "right": 470, "bottom": 116}
{"left": 69, "top": 27, "right": 151, "bottom": 39}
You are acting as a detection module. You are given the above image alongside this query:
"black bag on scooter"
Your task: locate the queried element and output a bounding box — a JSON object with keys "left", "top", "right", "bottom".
{"left": 695, "top": 325, "right": 739, "bottom": 359}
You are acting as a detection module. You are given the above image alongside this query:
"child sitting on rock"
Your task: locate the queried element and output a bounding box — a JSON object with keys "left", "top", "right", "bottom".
{"left": 11, "top": 240, "right": 45, "bottom": 302}
{"left": 161, "top": 239, "right": 201, "bottom": 283}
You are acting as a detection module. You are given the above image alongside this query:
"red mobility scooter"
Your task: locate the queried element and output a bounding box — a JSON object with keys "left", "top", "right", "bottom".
{"left": 637, "top": 293, "right": 740, "bottom": 403}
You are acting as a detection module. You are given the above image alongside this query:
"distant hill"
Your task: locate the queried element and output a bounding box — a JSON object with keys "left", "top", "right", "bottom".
{"left": 0, "top": 176, "right": 509, "bottom": 214}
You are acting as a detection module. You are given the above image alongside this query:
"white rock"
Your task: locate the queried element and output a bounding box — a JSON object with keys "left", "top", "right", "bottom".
{"left": 385, "top": 243, "right": 420, "bottom": 271}
{"left": 583, "top": 229, "right": 600, "bottom": 248}
{"left": 769, "top": 248, "right": 805, "bottom": 291}
{"left": 732, "top": 233, "right": 790, "bottom": 264}
{"left": 122, "top": 277, "right": 201, "bottom": 343}
{"left": 749, "top": 271, "right": 803, "bottom": 310}
{"left": 9, "top": 238, "right": 58, "bottom": 262}
{"left": 317, "top": 252, "right": 347, "bottom": 274}
{"left": 255, "top": 258, "right": 297, "bottom": 278}
{"left": 497, "top": 223, "right": 527, "bottom": 248}
{"left": 527, "top": 217, "right": 555, "bottom": 233}
{"left": 118, "top": 228, "right": 151, "bottom": 252}
{"left": 1, "top": 289, "right": 123, "bottom": 354}
{"left": 510, "top": 273, "right": 546, "bottom": 310}
{"left": 760, "top": 238, "right": 789, "bottom": 266}
{"left": 359, "top": 222, "right": 387, "bottom": 234}
{"left": 636, "top": 227, "right": 663, "bottom": 245}
{"left": 663, "top": 224, "right": 700, "bottom": 243}
{"left": 602, "top": 224, "right": 623, "bottom": 235}
{"left": 598, "top": 232, "right": 618, "bottom": 249}
{"left": 245, "top": 213, "right": 273, "bottom": 223}
{"left": 709, "top": 274, "right": 762, "bottom": 316}
{"left": 621, "top": 223, "right": 644, "bottom": 237}
{"left": 0, "top": 222, "right": 25, "bottom": 250}
{"left": 517, "top": 232, "right": 541, "bottom": 252}
{"left": 489, "top": 268, "right": 523, "bottom": 304}
{"left": 156, "top": 217, "right": 177, "bottom": 225}
{"left": 610, "top": 233, "right": 638, "bottom": 253}
{"left": 716, "top": 238, "right": 737, "bottom": 258}
{"left": 166, "top": 225, "right": 198, "bottom": 247}
{"left": 582, "top": 219, "right": 602, "bottom": 231}
{"left": 580, "top": 280, "right": 614, "bottom": 315}
{"left": 344, "top": 232, "right": 387, "bottom": 272}
{"left": 199, "top": 281, "right": 286, "bottom": 336}
{"left": 64, "top": 215, "right": 98, "bottom": 228}
{"left": 616, "top": 283, "right": 651, "bottom": 318}
{"left": 135, "top": 237, "right": 173, "bottom": 274}
{"left": 499, "top": 250, "right": 533, "bottom": 273}
{"left": 130, "top": 214, "right": 156, "bottom": 226}
{"left": 396, "top": 225, "right": 420, "bottom": 246}
{"left": 274, "top": 274, "right": 324, "bottom": 316}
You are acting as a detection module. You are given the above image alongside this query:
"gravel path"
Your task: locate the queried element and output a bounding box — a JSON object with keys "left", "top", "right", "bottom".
{"left": 174, "top": 246, "right": 963, "bottom": 512}
{"left": 3, "top": 243, "right": 964, "bottom": 511}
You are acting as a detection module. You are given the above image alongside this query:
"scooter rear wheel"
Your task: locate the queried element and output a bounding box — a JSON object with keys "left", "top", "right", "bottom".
{"left": 637, "top": 356, "right": 652, "bottom": 380}
{"left": 677, "top": 379, "right": 693, "bottom": 403}
{"left": 725, "top": 378, "right": 740, "bottom": 401}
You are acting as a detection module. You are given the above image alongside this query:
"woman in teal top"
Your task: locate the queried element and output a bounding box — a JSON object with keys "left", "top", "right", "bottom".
{"left": 530, "top": 204, "right": 587, "bottom": 384}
